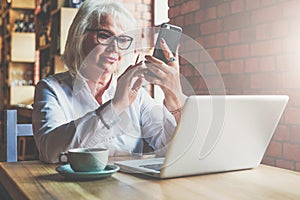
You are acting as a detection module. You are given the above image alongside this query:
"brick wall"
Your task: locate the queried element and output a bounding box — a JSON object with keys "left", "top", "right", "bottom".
{"left": 122, "top": 0, "right": 153, "bottom": 27}
{"left": 169, "top": 0, "right": 300, "bottom": 171}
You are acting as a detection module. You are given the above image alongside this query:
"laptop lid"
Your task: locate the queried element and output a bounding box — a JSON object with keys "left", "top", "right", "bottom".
{"left": 115, "top": 95, "right": 289, "bottom": 179}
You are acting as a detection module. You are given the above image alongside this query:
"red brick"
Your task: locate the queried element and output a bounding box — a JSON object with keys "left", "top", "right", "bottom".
{"left": 169, "top": 5, "right": 181, "bottom": 18}
{"left": 200, "top": 20, "right": 223, "bottom": 35}
{"left": 288, "top": 20, "right": 300, "bottom": 38}
{"left": 229, "top": 30, "right": 241, "bottom": 44}
{"left": 261, "top": 156, "right": 275, "bottom": 166}
{"left": 282, "top": 72, "right": 300, "bottom": 89}
{"left": 199, "top": 77, "right": 207, "bottom": 90}
{"left": 265, "top": 141, "right": 283, "bottom": 157}
{"left": 198, "top": 49, "right": 212, "bottom": 62}
{"left": 203, "top": 76, "right": 225, "bottom": 90}
{"left": 216, "top": 32, "right": 228, "bottom": 46}
{"left": 256, "top": 24, "right": 269, "bottom": 41}
{"left": 142, "top": 12, "right": 151, "bottom": 20}
{"left": 174, "top": 15, "right": 184, "bottom": 25}
{"left": 168, "top": 0, "right": 176, "bottom": 7}
{"left": 136, "top": 3, "right": 149, "bottom": 12}
{"left": 224, "top": 44, "right": 249, "bottom": 59}
{"left": 217, "top": 61, "right": 230, "bottom": 74}
{"left": 180, "top": 37, "right": 202, "bottom": 52}
{"left": 217, "top": 2, "right": 230, "bottom": 17}
{"left": 194, "top": 10, "right": 205, "bottom": 24}
{"left": 282, "top": 37, "right": 300, "bottom": 55}
{"left": 203, "top": 35, "right": 216, "bottom": 48}
{"left": 231, "top": 0, "right": 244, "bottom": 14}
{"left": 181, "top": 65, "right": 195, "bottom": 76}
{"left": 180, "top": 51, "right": 199, "bottom": 65}
{"left": 241, "top": 27, "right": 256, "bottom": 42}
{"left": 184, "top": 13, "right": 195, "bottom": 25}
{"left": 245, "top": 0, "right": 260, "bottom": 10}
{"left": 205, "top": 7, "right": 217, "bottom": 20}
{"left": 291, "top": 126, "right": 300, "bottom": 144}
{"left": 270, "top": 20, "right": 289, "bottom": 38}
{"left": 251, "top": 6, "right": 282, "bottom": 24}
{"left": 276, "top": 159, "right": 295, "bottom": 171}
{"left": 283, "top": 90, "right": 300, "bottom": 107}
{"left": 277, "top": 54, "right": 300, "bottom": 71}
{"left": 230, "top": 59, "right": 244, "bottom": 74}
{"left": 224, "top": 12, "right": 251, "bottom": 31}
{"left": 205, "top": 62, "right": 219, "bottom": 75}
{"left": 282, "top": 0, "right": 300, "bottom": 18}
{"left": 181, "top": 0, "right": 200, "bottom": 15}
{"left": 222, "top": 74, "right": 250, "bottom": 89}
{"left": 245, "top": 58, "right": 259, "bottom": 72}
{"left": 195, "top": 7, "right": 217, "bottom": 23}
{"left": 250, "top": 40, "right": 282, "bottom": 56}
{"left": 273, "top": 125, "right": 291, "bottom": 142}
{"left": 195, "top": 36, "right": 204, "bottom": 46}
{"left": 250, "top": 72, "right": 281, "bottom": 89}
{"left": 207, "top": 48, "right": 223, "bottom": 61}
{"left": 188, "top": 76, "right": 200, "bottom": 89}
{"left": 283, "top": 143, "right": 300, "bottom": 161}
{"left": 184, "top": 24, "right": 201, "bottom": 38}
{"left": 259, "top": 56, "right": 275, "bottom": 71}
{"left": 285, "top": 108, "right": 300, "bottom": 124}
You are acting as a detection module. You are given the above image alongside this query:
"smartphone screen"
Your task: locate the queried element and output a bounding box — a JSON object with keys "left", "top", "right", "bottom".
{"left": 153, "top": 23, "right": 182, "bottom": 64}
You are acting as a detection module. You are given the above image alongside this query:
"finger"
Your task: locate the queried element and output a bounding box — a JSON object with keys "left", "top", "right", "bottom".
{"left": 144, "top": 72, "right": 162, "bottom": 86}
{"left": 118, "top": 61, "right": 143, "bottom": 81}
{"left": 135, "top": 54, "right": 140, "bottom": 64}
{"left": 160, "top": 38, "right": 175, "bottom": 62}
{"left": 131, "top": 76, "right": 143, "bottom": 91}
{"left": 144, "top": 55, "right": 169, "bottom": 74}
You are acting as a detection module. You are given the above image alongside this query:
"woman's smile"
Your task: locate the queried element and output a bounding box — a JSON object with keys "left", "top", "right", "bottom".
{"left": 102, "top": 55, "right": 119, "bottom": 63}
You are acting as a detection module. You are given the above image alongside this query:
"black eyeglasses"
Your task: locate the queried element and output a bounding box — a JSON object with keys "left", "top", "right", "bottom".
{"left": 86, "top": 28, "right": 133, "bottom": 50}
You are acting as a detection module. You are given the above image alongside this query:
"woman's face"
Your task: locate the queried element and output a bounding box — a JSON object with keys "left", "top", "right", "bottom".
{"left": 82, "top": 14, "right": 127, "bottom": 79}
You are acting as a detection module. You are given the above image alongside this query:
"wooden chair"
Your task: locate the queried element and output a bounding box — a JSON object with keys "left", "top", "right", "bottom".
{"left": 4, "top": 110, "right": 36, "bottom": 162}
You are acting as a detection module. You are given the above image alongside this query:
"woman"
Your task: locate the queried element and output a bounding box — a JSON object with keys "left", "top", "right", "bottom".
{"left": 32, "top": 0, "right": 186, "bottom": 163}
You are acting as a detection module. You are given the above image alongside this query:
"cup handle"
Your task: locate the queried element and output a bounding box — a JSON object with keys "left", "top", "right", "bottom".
{"left": 59, "top": 152, "right": 69, "bottom": 164}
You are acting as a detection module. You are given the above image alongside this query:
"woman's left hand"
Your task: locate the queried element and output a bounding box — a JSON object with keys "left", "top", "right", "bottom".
{"left": 144, "top": 38, "right": 187, "bottom": 111}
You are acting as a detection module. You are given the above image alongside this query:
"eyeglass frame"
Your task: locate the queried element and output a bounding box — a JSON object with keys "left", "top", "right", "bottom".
{"left": 85, "top": 28, "right": 134, "bottom": 50}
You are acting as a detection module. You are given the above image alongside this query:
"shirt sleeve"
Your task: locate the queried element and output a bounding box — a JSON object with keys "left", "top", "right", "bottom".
{"left": 32, "top": 80, "right": 120, "bottom": 163}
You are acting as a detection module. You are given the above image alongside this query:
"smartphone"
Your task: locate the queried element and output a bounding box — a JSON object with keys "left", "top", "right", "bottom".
{"left": 153, "top": 23, "right": 182, "bottom": 64}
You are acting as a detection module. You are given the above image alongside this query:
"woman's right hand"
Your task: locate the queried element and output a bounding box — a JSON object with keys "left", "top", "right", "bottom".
{"left": 112, "top": 61, "right": 146, "bottom": 115}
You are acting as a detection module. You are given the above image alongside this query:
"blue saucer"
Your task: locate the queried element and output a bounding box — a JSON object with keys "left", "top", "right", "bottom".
{"left": 56, "top": 164, "right": 120, "bottom": 180}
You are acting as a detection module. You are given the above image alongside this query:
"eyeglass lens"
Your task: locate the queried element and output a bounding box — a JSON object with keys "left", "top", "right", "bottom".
{"left": 97, "top": 31, "right": 133, "bottom": 50}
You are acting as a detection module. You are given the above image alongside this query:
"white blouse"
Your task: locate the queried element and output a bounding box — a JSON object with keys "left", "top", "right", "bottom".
{"left": 32, "top": 72, "right": 177, "bottom": 163}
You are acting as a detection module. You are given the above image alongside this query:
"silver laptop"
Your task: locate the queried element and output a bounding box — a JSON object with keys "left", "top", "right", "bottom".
{"left": 114, "top": 95, "right": 289, "bottom": 178}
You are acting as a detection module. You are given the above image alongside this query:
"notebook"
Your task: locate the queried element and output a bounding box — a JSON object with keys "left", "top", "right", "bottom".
{"left": 114, "top": 95, "right": 289, "bottom": 178}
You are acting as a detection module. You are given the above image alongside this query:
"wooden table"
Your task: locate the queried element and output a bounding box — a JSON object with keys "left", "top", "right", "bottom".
{"left": 0, "top": 160, "right": 300, "bottom": 200}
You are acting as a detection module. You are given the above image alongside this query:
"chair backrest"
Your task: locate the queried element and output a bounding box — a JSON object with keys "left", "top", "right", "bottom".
{"left": 4, "top": 110, "right": 34, "bottom": 162}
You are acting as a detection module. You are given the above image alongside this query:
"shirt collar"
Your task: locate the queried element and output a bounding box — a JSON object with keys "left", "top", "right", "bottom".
{"left": 72, "top": 73, "right": 117, "bottom": 101}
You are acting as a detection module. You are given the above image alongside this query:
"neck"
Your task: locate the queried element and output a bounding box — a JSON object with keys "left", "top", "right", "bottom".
{"left": 87, "top": 74, "right": 112, "bottom": 97}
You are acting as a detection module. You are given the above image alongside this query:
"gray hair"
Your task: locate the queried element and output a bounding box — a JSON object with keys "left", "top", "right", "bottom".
{"left": 61, "top": 0, "right": 136, "bottom": 76}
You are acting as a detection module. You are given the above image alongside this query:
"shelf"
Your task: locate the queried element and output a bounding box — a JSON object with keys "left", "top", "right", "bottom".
{"left": 0, "top": 2, "right": 78, "bottom": 108}
{"left": 60, "top": 7, "right": 78, "bottom": 55}
{"left": 11, "top": 32, "right": 36, "bottom": 62}
{"left": 11, "top": 0, "right": 35, "bottom": 10}
{"left": 9, "top": 85, "right": 35, "bottom": 106}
